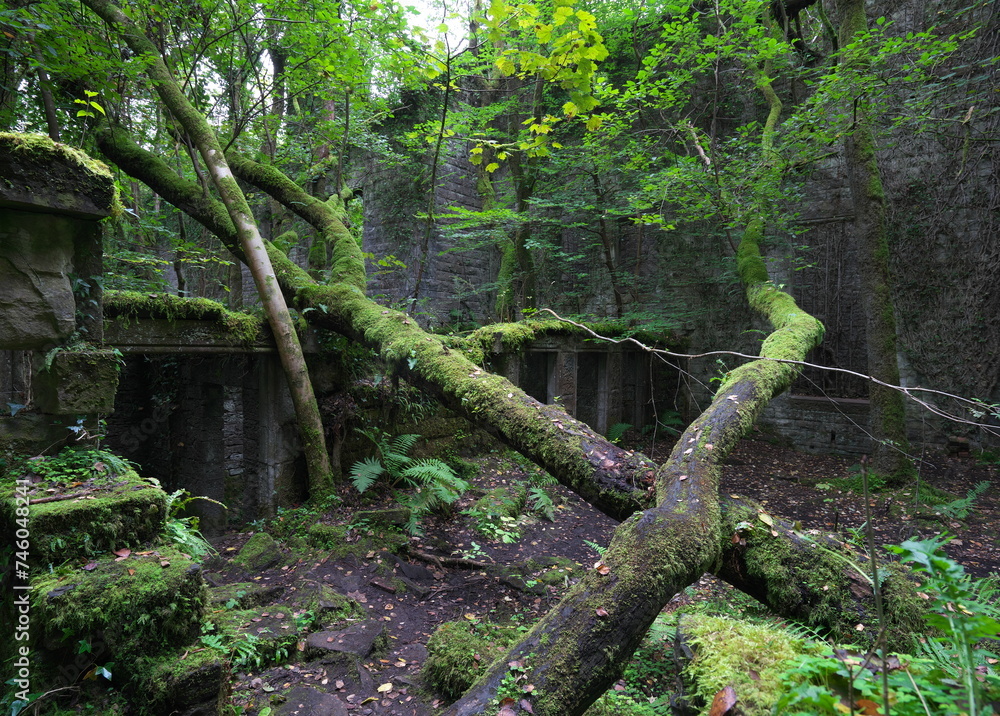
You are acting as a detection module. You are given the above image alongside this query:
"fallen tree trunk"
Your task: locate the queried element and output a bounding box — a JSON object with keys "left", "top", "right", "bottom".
{"left": 95, "top": 124, "right": 925, "bottom": 715}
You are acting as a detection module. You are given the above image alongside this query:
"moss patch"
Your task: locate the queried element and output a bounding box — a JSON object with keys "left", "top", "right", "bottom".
{"left": 206, "top": 581, "right": 284, "bottom": 610}
{"left": 0, "top": 132, "right": 120, "bottom": 215}
{"left": 422, "top": 620, "right": 519, "bottom": 699}
{"left": 132, "top": 646, "right": 230, "bottom": 716}
{"left": 682, "top": 614, "right": 812, "bottom": 715}
{"left": 31, "top": 544, "right": 205, "bottom": 663}
{"left": 306, "top": 523, "right": 408, "bottom": 557}
{"left": 473, "top": 484, "right": 527, "bottom": 519}
{"left": 232, "top": 532, "right": 283, "bottom": 571}
{"left": 205, "top": 585, "right": 362, "bottom": 670}
{"left": 1, "top": 467, "right": 166, "bottom": 568}
{"left": 104, "top": 290, "right": 262, "bottom": 343}
{"left": 32, "top": 349, "right": 121, "bottom": 414}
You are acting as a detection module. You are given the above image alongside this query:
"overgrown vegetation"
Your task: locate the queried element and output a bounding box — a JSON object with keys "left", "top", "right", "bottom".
{"left": 349, "top": 429, "right": 469, "bottom": 534}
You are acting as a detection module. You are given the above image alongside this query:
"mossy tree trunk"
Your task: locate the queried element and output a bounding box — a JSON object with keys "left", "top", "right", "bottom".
{"left": 83, "top": 0, "right": 333, "bottom": 497}
{"left": 837, "top": 0, "right": 915, "bottom": 486}
{"left": 96, "top": 117, "right": 926, "bottom": 714}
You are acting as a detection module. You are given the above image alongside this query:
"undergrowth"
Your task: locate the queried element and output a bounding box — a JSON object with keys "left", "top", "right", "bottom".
{"left": 349, "top": 428, "right": 469, "bottom": 535}
{"left": 585, "top": 537, "right": 1000, "bottom": 715}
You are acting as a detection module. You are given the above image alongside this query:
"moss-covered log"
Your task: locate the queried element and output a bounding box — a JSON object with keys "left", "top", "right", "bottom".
{"left": 716, "top": 495, "right": 924, "bottom": 649}
{"left": 95, "top": 125, "right": 928, "bottom": 715}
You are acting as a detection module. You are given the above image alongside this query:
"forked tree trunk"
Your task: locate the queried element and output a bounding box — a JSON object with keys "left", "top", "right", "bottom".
{"left": 83, "top": 0, "right": 332, "bottom": 496}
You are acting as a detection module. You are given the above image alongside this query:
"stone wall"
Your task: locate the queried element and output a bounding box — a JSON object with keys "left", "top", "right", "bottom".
{"left": 0, "top": 134, "right": 118, "bottom": 450}
{"left": 361, "top": 144, "right": 496, "bottom": 327}
{"left": 106, "top": 351, "right": 302, "bottom": 533}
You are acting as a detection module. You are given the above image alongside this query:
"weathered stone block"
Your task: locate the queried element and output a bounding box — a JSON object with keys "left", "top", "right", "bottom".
{"left": 30, "top": 544, "right": 206, "bottom": 660}
{"left": 0, "top": 467, "right": 166, "bottom": 568}
{"left": 32, "top": 349, "right": 121, "bottom": 414}
{"left": 0, "top": 214, "right": 77, "bottom": 349}
{"left": 232, "top": 531, "right": 282, "bottom": 571}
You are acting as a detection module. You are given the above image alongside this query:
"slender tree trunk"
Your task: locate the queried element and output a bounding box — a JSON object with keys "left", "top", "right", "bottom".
{"left": 837, "top": 0, "right": 915, "bottom": 486}
{"left": 590, "top": 172, "right": 625, "bottom": 318}
{"left": 33, "top": 56, "right": 60, "bottom": 142}
{"left": 84, "top": 0, "right": 332, "bottom": 496}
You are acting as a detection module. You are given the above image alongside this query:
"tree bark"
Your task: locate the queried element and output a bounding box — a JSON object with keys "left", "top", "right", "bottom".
{"left": 83, "top": 0, "right": 333, "bottom": 497}
{"left": 837, "top": 0, "right": 915, "bottom": 486}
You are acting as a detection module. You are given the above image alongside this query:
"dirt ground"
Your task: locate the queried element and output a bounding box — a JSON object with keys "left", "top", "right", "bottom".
{"left": 211, "top": 437, "right": 1000, "bottom": 715}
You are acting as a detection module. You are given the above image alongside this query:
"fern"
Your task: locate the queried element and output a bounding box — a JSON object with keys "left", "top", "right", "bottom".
{"left": 528, "top": 486, "right": 556, "bottom": 521}
{"left": 606, "top": 422, "right": 632, "bottom": 445}
{"left": 159, "top": 485, "right": 222, "bottom": 559}
{"left": 350, "top": 456, "right": 385, "bottom": 493}
{"left": 387, "top": 433, "right": 420, "bottom": 460}
{"left": 938, "top": 480, "right": 990, "bottom": 519}
{"left": 349, "top": 433, "right": 469, "bottom": 535}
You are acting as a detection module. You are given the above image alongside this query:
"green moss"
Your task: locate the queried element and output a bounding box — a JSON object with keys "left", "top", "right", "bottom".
{"left": 473, "top": 484, "right": 527, "bottom": 519}
{"left": 0, "top": 467, "right": 166, "bottom": 568}
{"left": 719, "top": 498, "right": 924, "bottom": 650}
{"left": 462, "top": 320, "right": 677, "bottom": 367}
{"left": 104, "top": 290, "right": 262, "bottom": 343}
{"left": 31, "top": 544, "right": 205, "bottom": 662}
{"left": 232, "top": 531, "right": 282, "bottom": 571}
{"left": 527, "top": 556, "right": 581, "bottom": 586}
{"left": 306, "top": 523, "right": 409, "bottom": 557}
{"left": 132, "top": 646, "right": 230, "bottom": 716}
{"left": 0, "top": 132, "right": 122, "bottom": 216}
{"left": 683, "top": 615, "right": 812, "bottom": 715}
{"left": 206, "top": 581, "right": 278, "bottom": 610}
{"left": 423, "top": 620, "right": 518, "bottom": 699}
{"left": 204, "top": 584, "right": 362, "bottom": 671}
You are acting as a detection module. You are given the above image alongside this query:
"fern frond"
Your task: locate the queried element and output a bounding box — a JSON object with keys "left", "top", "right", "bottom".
{"left": 383, "top": 451, "right": 413, "bottom": 478}
{"left": 529, "top": 486, "right": 556, "bottom": 521}
{"left": 606, "top": 422, "right": 632, "bottom": 444}
{"left": 388, "top": 433, "right": 420, "bottom": 457}
{"left": 350, "top": 457, "right": 385, "bottom": 493}
{"left": 401, "top": 458, "right": 453, "bottom": 486}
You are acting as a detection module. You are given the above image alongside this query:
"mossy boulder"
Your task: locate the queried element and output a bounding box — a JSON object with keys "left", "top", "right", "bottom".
{"left": 306, "top": 523, "right": 408, "bottom": 557}
{"left": 289, "top": 581, "right": 366, "bottom": 626}
{"left": 351, "top": 507, "right": 411, "bottom": 527}
{"left": 232, "top": 531, "right": 283, "bottom": 571}
{"left": 32, "top": 349, "right": 121, "bottom": 414}
{"left": 473, "top": 484, "right": 527, "bottom": 519}
{"left": 30, "top": 544, "right": 206, "bottom": 665}
{"left": 133, "top": 647, "right": 230, "bottom": 716}
{"left": 0, "top": 467, "right": 166, "bottom": 568}
{"left": 422, "top": 621, "right": 518, "bottom": 699}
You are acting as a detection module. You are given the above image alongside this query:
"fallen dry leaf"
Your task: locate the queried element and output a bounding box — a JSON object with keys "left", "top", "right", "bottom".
{"left": 709, "top": 685, "right": 738, "bottom": 716}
